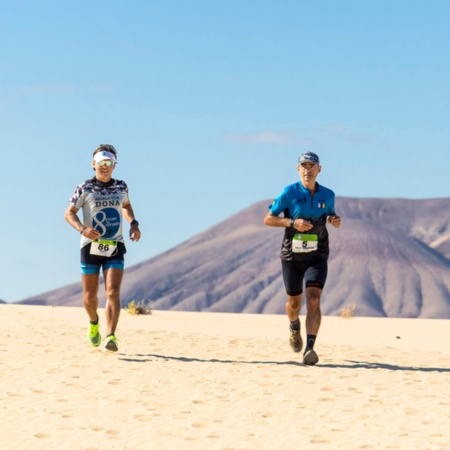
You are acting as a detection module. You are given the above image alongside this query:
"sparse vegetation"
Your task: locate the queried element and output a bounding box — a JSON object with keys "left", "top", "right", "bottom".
{"left": 340, "top": 304, "right": 355, "bottom": 319}
{"left": 124, "top": 300, "right": 152, "bottom": 315}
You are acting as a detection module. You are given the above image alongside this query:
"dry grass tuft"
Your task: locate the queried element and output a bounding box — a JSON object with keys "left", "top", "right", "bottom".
{"left": 340, "top": 304, "right": 356, "bottom": 319}
{"left": 124, "top": 300, "right": 152, "bottom": 315}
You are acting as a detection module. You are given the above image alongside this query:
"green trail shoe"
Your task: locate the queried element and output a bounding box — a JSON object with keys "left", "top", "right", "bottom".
{"left": 104, "top": 335, "right": 119, "bottom": 353}
{"left": 88, "top": 322, "right": 101, "bottom": 347}
{"left": 289, "top": 327, "right": 303, "bottom": 353}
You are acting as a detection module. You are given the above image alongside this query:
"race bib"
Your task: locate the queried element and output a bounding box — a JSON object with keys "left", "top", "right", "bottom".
{"left": 90, "top": 239, "right": 118, "bottom": 257}
{"left": 292, "top": 234, "right": 318, "bottom": 253}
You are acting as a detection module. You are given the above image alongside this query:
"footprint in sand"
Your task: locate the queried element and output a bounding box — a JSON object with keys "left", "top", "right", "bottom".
{"left": 105, "top": 429, "right": 120, "bottom": 437}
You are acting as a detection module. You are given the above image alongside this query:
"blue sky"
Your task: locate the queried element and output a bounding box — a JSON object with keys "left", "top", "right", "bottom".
{"left": 1, "top": 1, "right": 449, "bottom": 302}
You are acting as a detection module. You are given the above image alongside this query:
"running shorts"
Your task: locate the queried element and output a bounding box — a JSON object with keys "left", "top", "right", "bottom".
{"left": 281, "top": 259, "right": 328, "bottom": 296}
{"left": 80, "top": 242, "right": 127, "bottom": 275}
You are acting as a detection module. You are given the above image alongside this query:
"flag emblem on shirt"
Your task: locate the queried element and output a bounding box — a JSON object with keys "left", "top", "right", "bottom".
{"left": 318, "top": 202, "right": 326, "bottom": 209}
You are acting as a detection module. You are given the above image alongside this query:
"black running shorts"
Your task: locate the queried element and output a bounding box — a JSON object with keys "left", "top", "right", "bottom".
{"left": 281, "top": 259, "right": 328, "bottom": 296}
{"left": 80, "top": 242, "right": 127, "bottom": 275}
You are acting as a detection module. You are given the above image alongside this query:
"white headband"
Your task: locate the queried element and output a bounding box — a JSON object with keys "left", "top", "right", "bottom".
{"left": 94, "top": 151, "right": 117, "bottom": 164}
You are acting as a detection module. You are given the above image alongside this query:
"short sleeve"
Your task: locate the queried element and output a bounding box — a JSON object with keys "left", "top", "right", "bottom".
{"left": 269, "top": 188, "right": 289, "bottom": 216}
{"left": 68, "top": 185, "right": 84, "bottom": 209}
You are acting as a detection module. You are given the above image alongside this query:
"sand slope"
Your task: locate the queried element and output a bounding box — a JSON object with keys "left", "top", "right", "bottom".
{"left": 1, "top": 305, "right": 449, "bottom": 449}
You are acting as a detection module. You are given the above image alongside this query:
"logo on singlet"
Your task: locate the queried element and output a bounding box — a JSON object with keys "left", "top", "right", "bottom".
{"left": 93, "top": 208, "right": 121, "bottom": 238}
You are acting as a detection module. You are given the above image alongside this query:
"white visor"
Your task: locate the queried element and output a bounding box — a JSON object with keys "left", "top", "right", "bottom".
{"left": 94, "top": 151, "right": 117, "bottom": 164}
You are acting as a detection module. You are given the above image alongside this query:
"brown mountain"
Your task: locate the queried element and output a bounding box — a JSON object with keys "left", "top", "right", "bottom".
{"left": 17, "top": 197, "right": 450, "bottom": 318}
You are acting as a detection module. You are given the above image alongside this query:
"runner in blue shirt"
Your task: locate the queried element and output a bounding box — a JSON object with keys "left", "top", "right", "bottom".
{"left": 264, "top": 152, "right": 341, "bottom": 365}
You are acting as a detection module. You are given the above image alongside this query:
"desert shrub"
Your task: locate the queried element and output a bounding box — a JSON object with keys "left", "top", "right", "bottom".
{"left": 339, "top": 304, "right": 355, "bottom": 319}
{"left": 124, "top": 300, "right": 152, "bottom": 315}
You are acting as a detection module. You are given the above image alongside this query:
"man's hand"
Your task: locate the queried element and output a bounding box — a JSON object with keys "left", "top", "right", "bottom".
{"left": 293, "top": 219, "right": 314, "bottom": 232}
{"left": 82, "top": 227, "right": 101, "bottom": 240}
{"left": 328, "top": 215, "right": 341, "bottom": 228}
{"left": 130, "top": 224, "right": 141, "bottom": 242}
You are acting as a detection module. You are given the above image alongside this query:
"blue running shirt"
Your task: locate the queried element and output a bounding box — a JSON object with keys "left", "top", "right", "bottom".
{"left": 269, "top": 182, "right": 336, "bottom": 261}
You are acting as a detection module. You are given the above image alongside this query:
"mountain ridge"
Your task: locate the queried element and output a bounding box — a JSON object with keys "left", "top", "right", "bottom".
{"left": 15, "top": 197, "right": 450, "bottom": 318}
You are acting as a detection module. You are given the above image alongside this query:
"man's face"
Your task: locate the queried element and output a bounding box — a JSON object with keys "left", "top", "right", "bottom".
{"left": 92, "top": 159, "right": 116, "bottom": 180}
{"left": 297, "top": 162, "right": 321, "bottom": 184}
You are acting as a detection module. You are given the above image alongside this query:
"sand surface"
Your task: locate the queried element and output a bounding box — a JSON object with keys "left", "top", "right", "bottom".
{"left": 1, "top": 305, "right": 449, "bottom": 449}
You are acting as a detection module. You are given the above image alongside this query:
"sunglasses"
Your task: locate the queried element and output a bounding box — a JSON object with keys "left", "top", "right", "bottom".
{"left": 97, "top": 160, "right": 115, "bottom": 167}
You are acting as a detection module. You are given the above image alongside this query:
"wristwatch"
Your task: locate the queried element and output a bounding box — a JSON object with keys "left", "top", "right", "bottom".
{"left": 130, "top": 219, "right": 139, "bottom": 226}
{"left": 290, "top": 218, "right": 295, "bottom": 227}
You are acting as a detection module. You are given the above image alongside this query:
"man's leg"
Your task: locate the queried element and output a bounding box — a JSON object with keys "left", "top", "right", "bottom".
{"left": 303, "top": 286, "right": 322, "bottom": 365}
{"left": 286, "top": 294, "right": 302, "bottom": 322}
{"left": 82, "top": 273, "right": 101, "bottom": 346}
{"left": 286, "top": 294, "right": 303, "bottom": 352}
{"left": 305, "top": 286, "right": 322, "bottom": 336}
{"left": 282, "top": 260, "right": 305, "bottom": 353}
{"left": 82, "top": 273, "right": 100, "bottom": 321}
{"left": 103, "top": 268, "right": 124, "bottom": 337}
{"left": 302, "top": 259, "right": 327, "bottom": 365}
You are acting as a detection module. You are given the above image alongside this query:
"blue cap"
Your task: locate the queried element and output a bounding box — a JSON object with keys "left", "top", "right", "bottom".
{"left": 298, "top": 152, "right": 320, "bottom": 165}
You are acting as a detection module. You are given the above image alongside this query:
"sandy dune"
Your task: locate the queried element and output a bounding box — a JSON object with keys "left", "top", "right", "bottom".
{"left": 1, "top": 305, "right": 449, "bottom": 449}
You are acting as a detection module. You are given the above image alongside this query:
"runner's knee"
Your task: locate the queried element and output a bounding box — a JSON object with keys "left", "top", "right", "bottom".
{"left": 83, "top": 292, "right": 98, "bottom": 304}
{"left": 287, "top": 295, "right": 302, "bottom": 312}
{"left": 106, "top": 287, "right": 120, "bottom": 302}
{"left": 306, "top": 294, "right": 321, "bottom": 314}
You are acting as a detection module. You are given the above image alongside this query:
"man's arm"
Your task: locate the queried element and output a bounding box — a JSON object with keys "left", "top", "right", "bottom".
{"left": 264, "top": 210, "right": 313, "bottom": 232}
{"left": 264, "top": 210, "right": 291, "bottom": 228}
{"left": 64, "top": 205, "right": 85, "bottom": 233}
{"left": 64, "top": 205, "right": 100, "bottom": 240}
{"left": 123, "top": 201, "right": 141, "bottom": 242}
{"left": 122, "top": 201, "right": 136, "bottom": 223}
{"left": 326, "top": 196, "right": 341, "bottom": 228}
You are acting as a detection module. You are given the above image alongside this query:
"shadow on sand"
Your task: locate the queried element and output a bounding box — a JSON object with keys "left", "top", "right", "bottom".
{"left": 118, "top": 354, "right": 450, "bottom": 372}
